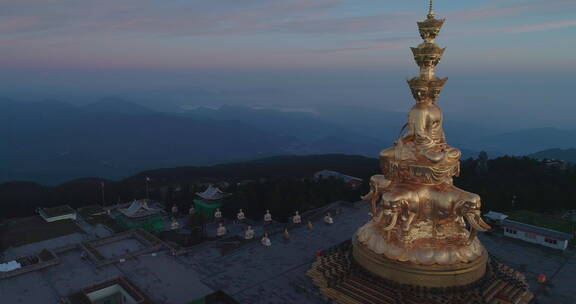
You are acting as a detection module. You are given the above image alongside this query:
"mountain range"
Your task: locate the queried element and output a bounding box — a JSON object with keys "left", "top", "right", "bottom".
{"left": 528, "top": 149, "right": 576, "bottom": 163}
{"left": 0, "top": 98, "right": 574, "bottom": 184}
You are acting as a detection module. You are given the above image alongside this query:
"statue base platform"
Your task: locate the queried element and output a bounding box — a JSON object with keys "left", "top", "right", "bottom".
{"left": 307, "top": 240, "right": 534, "bottom": 304}
{"left": 353, "top": 236, "right": 487, "bottom": 287}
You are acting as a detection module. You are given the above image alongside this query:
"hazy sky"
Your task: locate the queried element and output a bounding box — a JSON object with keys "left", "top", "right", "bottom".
{"left": 0, "top": 0, "right": 575, "bottom": 129}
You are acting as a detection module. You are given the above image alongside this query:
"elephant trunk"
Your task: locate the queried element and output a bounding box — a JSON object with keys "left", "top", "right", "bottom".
{"left": 382, "top": 212, "right": 399, "bottom": 231}
{"left": 361, "top": 190, "right": 373, "bottom": 201}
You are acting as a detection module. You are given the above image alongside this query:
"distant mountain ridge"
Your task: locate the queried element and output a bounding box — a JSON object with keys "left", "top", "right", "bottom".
{"left": 477, "top": 128, "right": 576, "bottom": 155}
{"left": 0, "top": 99, "right": 293, "bottom": 184}
{"left": 0, "top": 98, "right": 573, "bottom": 184}
{"left": 528, "top": 149, "right": 576, "bottom": 163}
{"left": 80, "top": 97, "right": 156, "bottom": 115}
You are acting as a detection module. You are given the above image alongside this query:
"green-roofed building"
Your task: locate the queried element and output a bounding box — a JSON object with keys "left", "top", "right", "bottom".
{"left": 193, "top": 199, "right": 222, "bottom": 219}
{"left": 194, "top": 185, "right": 228, "bottom": 219}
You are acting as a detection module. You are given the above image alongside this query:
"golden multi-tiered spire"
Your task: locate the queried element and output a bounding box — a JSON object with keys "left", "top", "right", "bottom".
{"left": 408, "top": 0, "right": 447, "bottom": 103}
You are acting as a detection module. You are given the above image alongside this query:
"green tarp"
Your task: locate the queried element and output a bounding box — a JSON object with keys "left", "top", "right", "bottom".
{"left": 114, "top": 214, "right": 164, "bottom": 233}
{"left": 194, "top": 199, "right": 222, "bottom": 219}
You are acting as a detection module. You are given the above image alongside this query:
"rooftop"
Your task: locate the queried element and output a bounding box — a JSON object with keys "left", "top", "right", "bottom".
{"left": 0, "top": 216, "right": 84, "bottom": 252}
{"left": 40, "top": 205, "right": 76, "bottom": 218}
{"left": 197, "top": 185, "right": 228, "bottom": 201}
{"left": 118, "top": 200, "right": 163, "bottom": 218}
{"left": 505, "top": 210, "right": 574, "bottom": 242}
{"left": 314, "top": 170, "right": 362, "bottom": 182}
{"left": 484, "top": 211, "right": 509, "bottom": 221}
{"left": 502, "top": 219, "right": 573, "bottom": 240}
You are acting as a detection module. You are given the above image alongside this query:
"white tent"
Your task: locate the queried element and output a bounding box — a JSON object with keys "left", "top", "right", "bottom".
{"left": 314, "top": 170, "right": 362, "bottom": 183}
{"left": 0, "top": 261, "right": 22, "bottom": 272}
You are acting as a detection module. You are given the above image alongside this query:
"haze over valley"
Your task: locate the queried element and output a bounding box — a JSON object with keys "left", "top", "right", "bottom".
{"left": 1, "top": 98, "right": 575, "bottom": 184}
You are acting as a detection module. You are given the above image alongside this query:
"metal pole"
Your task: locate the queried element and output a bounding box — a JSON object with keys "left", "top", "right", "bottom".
{"left": 100, "top": 182, "right": 105, "bottom": 207}
{"left": 146, "top": 178, "right": 150, "bottom": 199}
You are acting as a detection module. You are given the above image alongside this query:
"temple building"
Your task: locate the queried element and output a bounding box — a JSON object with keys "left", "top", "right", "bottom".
{"left": 118, "top": 200, "right": 162, "bottom": 219}
{"left": 113, "top": 200, "right": 164, "bottom": 233}
{"left": 194, "top": 185, "right": 228, "bottom": 219}
{"left": 307, "top": 2, "right": 534, "bottom": 303}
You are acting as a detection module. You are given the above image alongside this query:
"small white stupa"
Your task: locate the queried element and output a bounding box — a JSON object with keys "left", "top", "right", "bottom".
{"left": 292, "top": 211, "right": 302, "bottom": 224}
{"left": 264, "top": 210, "right": 272, "bottom": 223}
{"left": 214, "top": 208, "right": 222, "bottom": 219}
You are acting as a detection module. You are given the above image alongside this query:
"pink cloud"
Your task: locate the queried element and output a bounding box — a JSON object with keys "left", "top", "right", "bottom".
{"left": 0, "top": 16, "right": 40, "bottom": 32}
{"left": 302, "top": 44, "right": 405, "bottom": 54}
{"left": 447, "top": 0, "right": 576, "bottom": 23}
{"left": 501, "top": 20, "right": 576, "bottom": 33}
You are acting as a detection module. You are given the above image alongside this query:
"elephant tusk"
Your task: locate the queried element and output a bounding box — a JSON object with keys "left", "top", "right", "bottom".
{"left": 465, "top": 213, "right": 488, "bottom": 232}
{"left": 382, "top": 212, "right": 398, "bottom": 231}
{"left": 477, "top": 215, "right": 492, "bottom": 230}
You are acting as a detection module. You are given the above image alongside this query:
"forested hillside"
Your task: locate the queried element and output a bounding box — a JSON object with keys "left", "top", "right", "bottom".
{"left": 1, "top": 154, "right": 575, "bottom": 220}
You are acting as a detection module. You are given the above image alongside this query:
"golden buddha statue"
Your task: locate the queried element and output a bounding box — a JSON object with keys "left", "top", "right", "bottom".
{"left": 355, "top": 0, "right": 491, "bottom": 281}
{"left": 308, "top": 3, "right": 534, "bottom": 302}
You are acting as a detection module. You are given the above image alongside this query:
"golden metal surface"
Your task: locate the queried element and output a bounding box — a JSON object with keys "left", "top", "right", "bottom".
{"left": 352, "top": 236, "right": 488, "bottom": 287}
{"left": 354, "top": 4, "right": 491, "bottom": 269}
{"left": 309, "top": 4, "right": 534, "bottom": 301}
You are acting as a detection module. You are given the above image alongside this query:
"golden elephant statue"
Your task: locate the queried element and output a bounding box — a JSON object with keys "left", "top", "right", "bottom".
{"left": 361, "top": 175, "right": 392, "bottom": 217}
{"left": 375, "top": 183, "right": 491, "bottom": 242}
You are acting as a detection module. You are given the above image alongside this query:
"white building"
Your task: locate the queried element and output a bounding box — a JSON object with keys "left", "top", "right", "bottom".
{"left": 501, "top": 219, "right": 573, "bottom": 250}
{"left": 313, "top": 170, "right": 363, "bottom": 187}
{"left": 38, "top": 205, "right": 77, "bottom": 223}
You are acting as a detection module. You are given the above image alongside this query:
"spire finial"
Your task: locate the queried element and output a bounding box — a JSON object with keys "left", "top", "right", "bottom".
{"left": 427, "top": 0, "right": 435, "bottom": 19}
